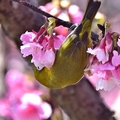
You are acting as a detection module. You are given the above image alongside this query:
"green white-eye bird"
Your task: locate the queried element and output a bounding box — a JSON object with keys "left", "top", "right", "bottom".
{"left": 34, "top": 0, "right": 101, "bottom": 88}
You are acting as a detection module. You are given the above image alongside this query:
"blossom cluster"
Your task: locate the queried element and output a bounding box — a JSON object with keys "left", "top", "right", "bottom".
{"left": 86, "top": 31, "right": 120, "bottom": 91}
{"left": 21, "top": 18, "right": 65, "bottom": 70}
{"left": 0, "top": 70, "right": 52, "bottom": 120}
{"left": 20, "top": 3, "right": 83, "bottom": 71}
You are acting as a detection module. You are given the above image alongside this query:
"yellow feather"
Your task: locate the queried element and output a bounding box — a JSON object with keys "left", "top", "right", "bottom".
{"left": 34, "top": 0, "right": 101, "bottom": 88}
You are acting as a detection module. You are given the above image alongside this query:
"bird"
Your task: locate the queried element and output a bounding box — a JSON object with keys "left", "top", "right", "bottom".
{"left": 34, "top": 0, "right": 101, "bottom": 89}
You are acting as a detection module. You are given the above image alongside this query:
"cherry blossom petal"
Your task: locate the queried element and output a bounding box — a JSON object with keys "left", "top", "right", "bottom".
{"left": 99, "top": 62, "right": 115, "bottom": 71}
{"left": 12, "top": 93, "right": 52, "bottom": 120}
{"left": 96, "top": 77, "right": 116, "bottom": 92}
{"left": 0, "top": 99, "right": 10, "bottom": 117}
{"left": 112, "top": 67, "right": 120, "bottom": 81}
{"left": 40, "top": 102, "right": 52, "bottom": 119}
{"left": 68, "top": 5, "right": 83, "bottom": 23}
{"left": 21, "top": 44, "right": 32, "bottom": 57}
{"left": 97, "top": 70, "right": 112, "bottom": 80}
{"left": 21, "top": 93, "right": 42, "bottom": 106}
{"left": 54, "top": 35, "right": 65, "bottom": 49}
{"left": 112, "top": 50, "right": 120, "bottom": 67}
{"left": 54, "top": 26, "right": 68, "bottom": 36}
{"left": 87, "top": 48, "right": 96, "bottom": 55}
{"left": 95, "top": 48, "right": 108, "bottom": 63}
{"left": 87, "top": 48, "right": 108, "bottom": 63}
{"left": 31, "top": 58, "right": 44, "bottom": 70}
{"left": 20, "top": 31, "right": 36, "bottom": 44}
{"left": 41, "top": 49, "right": 55, "bottom": 69}
{"left": 31, "top": 44, "right": 43, "bottom": 61}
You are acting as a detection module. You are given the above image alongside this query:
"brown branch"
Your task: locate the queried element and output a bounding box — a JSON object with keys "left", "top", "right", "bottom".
{"left": 11, "top": 0, "right": 73, "bottom": 27}
{"left": 0, "top": 26, "right": 6, "bottom": 97}
{"left": 51, "top": 77, "right": 115, "bottom": 120}
{"left": 0, "top": 0, "right": 45, "bottom": 48}
{"left": 11, "top": 0, "right": 99, "bottom": 43}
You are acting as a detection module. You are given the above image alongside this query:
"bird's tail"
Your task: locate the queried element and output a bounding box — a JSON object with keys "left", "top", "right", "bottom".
{"left": 73, "top": 0, "right": 101, "bottom": 48}
{"left": 74, "top": 0, "right": 101, "bottom": 35}
{"left": 82, "top": 0, "right": 101, "bottom": 22}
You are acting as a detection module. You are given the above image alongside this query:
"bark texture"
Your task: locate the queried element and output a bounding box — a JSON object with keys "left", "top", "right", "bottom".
{"left": 0, "top": 0, "right": 116, "bottom": 120}
{"left": 0, "top": 0, "right": 45, "bottom": 48}
{"left": 51, "top": 77, "right": 115, "bottom": 120}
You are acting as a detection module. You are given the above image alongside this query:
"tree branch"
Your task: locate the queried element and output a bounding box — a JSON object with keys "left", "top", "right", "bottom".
{"left": 12, "top": 0, "right": 73, "bottom": 27}
{"left": 11, "top": 0, "right": 99, "bottom": 43}
{"left": 51, "top": 77, "right": 115, "bottom": 120}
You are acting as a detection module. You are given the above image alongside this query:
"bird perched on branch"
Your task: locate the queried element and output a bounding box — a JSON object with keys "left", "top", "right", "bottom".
{"left": 34, "top": 0, "right": 101, "bottom": 88}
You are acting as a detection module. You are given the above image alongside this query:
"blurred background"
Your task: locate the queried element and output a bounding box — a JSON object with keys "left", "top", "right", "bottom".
{"left": 0, "top": 0, "right": 120, "bottom": 120}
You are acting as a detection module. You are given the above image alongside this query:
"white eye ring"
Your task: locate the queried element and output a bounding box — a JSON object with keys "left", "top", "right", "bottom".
{"left": 37, "top": 66, "right": 41, "bottom": 70}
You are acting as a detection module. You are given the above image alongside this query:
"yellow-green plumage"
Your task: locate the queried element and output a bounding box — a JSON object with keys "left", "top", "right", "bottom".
{"left": 34, "top": 0, "right": 101, "bottom": 88}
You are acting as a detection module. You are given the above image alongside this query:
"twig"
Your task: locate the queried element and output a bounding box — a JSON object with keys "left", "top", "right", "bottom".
{"left": 11, "top": 0, "right": 73, "bottom": 27}
{"left": 11, "top": 0, "right": 99, "bottom": 42}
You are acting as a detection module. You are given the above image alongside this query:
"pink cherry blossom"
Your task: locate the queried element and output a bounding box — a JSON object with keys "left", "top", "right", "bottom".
{"left": 20, "top": 31, "right": 36, "bottom": 44}
{"left": 99, "top": 62, "right": 115, "bottom": 71}
{"left": 87, "top": 32, "right": 113, "bottom": 64}
{"left": 20, "top": 24, "right": 65, "bottom": 70}
{"left": 112, "top": 67, "right": 120, "bottom": 82}
{"left": 31, "top": 48, "right": 55, "bottom": 70}
{"left": 87, "top": 48, "right": 108, "bottom": 63}
{"left": 12, "top": 93, "right": 52, "bottom": 120}
{"left": 0, "top": 70, "right": 52, "bottom": 120}
{"left": 53, "top": 35, "right": 65, "bottom": 48}
{"left": 86, "top": 31, "right": 120, "bottom": 91}
{"left": 39, "top": 3, "right": 60, "bottom": 16}
{"left": 5, "top": 69, "right": 35, "bottom": 99}
{"left": 112, "top": 50, "right": 120, "bottom": 67}
{"left": 0, "top": 99, "right": 10, "bottom": 117}
{"left": 68, "top": 5, "right": 83, "bottom": 23}
{"left": 96, "top": 77, "right": 116, "bottom": 92}
{"left": 54, "top": 26, "right": 68, "bottom": 36}
{"left": 87, "top": 74, "right": 120, "bottom": 108}
{"left": 0, "top": 93, "right": 52, "bottom": 120}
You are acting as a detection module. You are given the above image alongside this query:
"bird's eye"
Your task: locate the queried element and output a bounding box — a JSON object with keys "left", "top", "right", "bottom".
{"left": 37, "top": 66, "right": 41, "bottom": 70}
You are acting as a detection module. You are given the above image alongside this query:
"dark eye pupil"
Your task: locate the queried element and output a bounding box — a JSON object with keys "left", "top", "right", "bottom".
{"left": 37, "top": 66, "right": 40, "bottom": 70}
